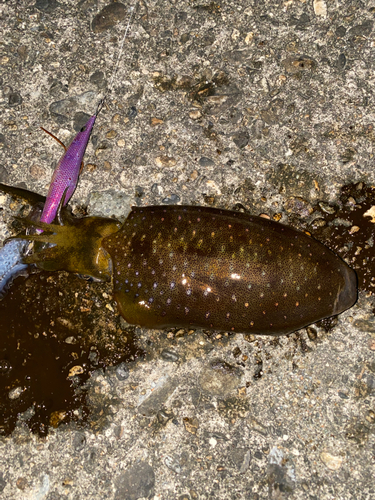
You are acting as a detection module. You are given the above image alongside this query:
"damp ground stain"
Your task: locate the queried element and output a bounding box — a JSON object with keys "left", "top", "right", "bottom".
{"left": 0, "top": 271, "right": 144, "bottom": 437}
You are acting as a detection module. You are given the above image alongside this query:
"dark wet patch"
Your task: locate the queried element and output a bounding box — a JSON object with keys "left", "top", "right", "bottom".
{"left": 309, "top": 183, "right": 375, "bottom": 293}
{"left": 0, "top": 271, "right": 144, "bottom": 437}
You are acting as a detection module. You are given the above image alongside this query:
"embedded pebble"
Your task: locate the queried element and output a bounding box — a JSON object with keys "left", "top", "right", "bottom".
{"left": 363, "top": 206, "right": 375, "bottom": 223}
{"left": 189, "top": 110, "right": 201, "bottom": 119}
{"left": 232, "top": 130, "right": 249, "bottom": 149}
{"left": 115, "top": 362, "right": 130, "bottom": 381}
{"left": 73, "top": 111, "right": 91, "bottom": 132}
{"left": 72, "top": 432, "right": 86, "bottom": 451}
{"left": 155, "top": 156, "right": 177, "bottom": 168}
{"left": 230, "top": 448, "right": 251, "bottom": 474}
{"left": 199, "top": 156, "right": 215, "bottom": 167}
{"left": 68, "top": 365, "right": 84, "bottom": 377}
{"left": 161, "top": 194, "right": 180, "bottom": 204}
{"left": 114, "top": 462, "right": 155, "bottom": 500}
{"left": 161, "top": 348, "right": 180, "bottom": 362}
{"left": 8, "top": 386, "right": 24, "bottom": 400}
{"left": 92, "top": 3, "right": 128, "bottom": 34}
{"left": 164, "top": 455, "right": 181, "bottom": 474}
{"left": 49, "top": 92, "right": 96, "bottom": 118}
{"left": 150, "top": 117, "right": 163, "bottom": 127}
{"left": 8, "top": 92, "right": 22, "bottom": 106}
{"left": 34, "top": 0, "right": 58, "bottom": 12}
{"left": 313, "top": 0, "right": 327, "bottom": 17}
{"left": 267, "top": 447, "right": 296, "bottom": 494}
{"left": 183, "top": 416, "right": 199, "bottom": 435}
{"left": 320, "top": 452, "right": 343, "bottom": 471}
{"left": 138, "top": 377, "right": 178, "bottom": 417}
{"left": 199, "top": 361, "right": 241, "bottom": 397}
{"left": 318, "top": 201, "right": 336, "bottom": 214}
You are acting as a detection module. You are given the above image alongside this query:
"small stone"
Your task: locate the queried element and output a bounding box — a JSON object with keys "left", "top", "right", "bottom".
{"left": 161, "top": 348, "right": 179, "bottom": 362}
{"left": 73, "top": 111, "right": 91, "bottom": 132}
{"left": 232, "top": 130, "right": 249, "bottom": 149}
{"left": 9, "top": 386, "right": 24, "bottom": 400}
{"left": 244, "top": 334, "right": 256, "bottom": 343}
{"left": 318, "top": 201, "right": 336, "bottom": 214}
{"left": 199, "top": 361, "right": 241, "bottom": 397}
{"left": 114, "top": 462, "right": 155, "bottom": 500}
{"left": 29, "top": 164, "right": 46, "bottom": 179}
{"left": 90, "top": 70, "right": 106, "bottom": 89}
{"left": 138, "top": 377, "right": 178, "bottom": 417}
{"left": 50, "top": 410, "right": 66, "bottom": 428}
{"left": 313, "top": 0, "right": 327, "bottom": 17}
{"left": 155, "top": 156, "right": 177, "bottom": 168}
{"left": 245, "top": 32, "right": 254, "bottom": 44}
{"left": 8, "top": 92, "right": 22, "bottom": 106}
{"left": 230, "top": 448, "right": 251, "bottom": 474}
{"left": 363, "top": 206, "right": 375, "bottom": 223}
{"left": 16, "top": 477, "right": 28, "bottom": 490}
{"left": 306, "top": 327, "right": 317, "bottom": 341}
{"left": 92, "top": 3, "right": 128, "bottom": 33}
{"left": 35, "top": 0, "right": 58, "bottom": 13}
{"left": 85, "top": 163, "right": 97, "bottom": 172}
{"left": 320, "top": 452, "right": 343, "bottom": 471}
{"left": 68, "top": 366, "right": 84, "bottom": 377}
{"left": 50, "top": 92, "right": 96, "bottom": 119}
{"left": 72, "top": 431, "right": 86, "bottom": 451}
{"left": 311, "top": 218, "right": 326, "bottom": 228}
{"left": 164, "top": 455, "right": 181, "bottom": 474}
{"left": 183, "top": 416, "right": 199, "bottom": 435}
{"left": 199, "top": 157, "right": 215, "bottom": 167}
{"left": 189, "top": 110, "right": 201, "bottom": 119}
{"left": 348, "top": 225, "right": 360, "bottom": 234}
{"left": 348, "top": 20, "right": 373, "bottom": 37}
{"left": 337, "top": 53, "right": 346, "bottom": 70}
{"left": 106, "top": 129, "right": 117, "bottom": 139}
{"left": 162, "top": 194, "right": 180, "bottom": 204}
{"left": 248, "top": 416, "right": 268, "bottom": 436}
{"left": 115, "top": 362, "right": 130, "bottom": 381}
{"left": 150, "top": 117, "right": 163, "bottom": 126}
{"left": 338, "top": 391, "right": 349, "bottom": 399}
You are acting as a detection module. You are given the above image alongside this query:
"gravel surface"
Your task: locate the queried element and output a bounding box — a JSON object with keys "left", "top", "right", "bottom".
{"left": 0, "top": 0, "right": 374, "bottom": 499}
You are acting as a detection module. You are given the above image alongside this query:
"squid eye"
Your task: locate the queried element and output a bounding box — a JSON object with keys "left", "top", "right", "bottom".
{"left": 80, "top": 126, "right": 86, "bottom": 132}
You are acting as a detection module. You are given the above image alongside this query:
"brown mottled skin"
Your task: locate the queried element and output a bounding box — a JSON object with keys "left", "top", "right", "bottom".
{"left": 102, "top": 206, "right": 357, "bottom": 335}
{"left": 19, "top": 205, "right": 357, "bottom": 336}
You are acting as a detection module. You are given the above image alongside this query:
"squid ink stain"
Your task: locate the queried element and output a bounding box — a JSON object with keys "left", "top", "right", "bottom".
{"left": 0, "top": 271, "right": 144, "bottom": 437}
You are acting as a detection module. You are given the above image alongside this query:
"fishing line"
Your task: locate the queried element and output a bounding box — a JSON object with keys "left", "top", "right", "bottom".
{"left": 97, "top": 0, "right": 140, "bottom": 115}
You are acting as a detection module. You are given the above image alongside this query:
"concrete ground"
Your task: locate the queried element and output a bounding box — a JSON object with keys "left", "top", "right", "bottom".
{"left": 0, "top": 0, "right": 374, "bottom": 498}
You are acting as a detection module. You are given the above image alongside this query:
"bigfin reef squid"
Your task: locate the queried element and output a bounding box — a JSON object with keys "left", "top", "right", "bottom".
{"left": 0, "top": 184, "right": 357, "bottom": 336}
